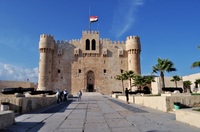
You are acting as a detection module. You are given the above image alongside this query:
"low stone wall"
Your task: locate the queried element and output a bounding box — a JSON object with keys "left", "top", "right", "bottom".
{"left": 135, "top": 96, "right": 168, "bottom": 111}
{"left": 135, "top": 95, "right": 200, "bottom": 112}
{"left": 112, "top": 94, "right": 200, "bottom": 112}
{"left": 0, "top": 95, "right": 56, "bottom": 113}
{"left": 176, "top": 108, "right": 200, "bottom": 128}
{"left": 0, "top": 111, "right": 15, "bottom": 130}
{"left": 117, "top": 95, "right": 135, "bottom": 103}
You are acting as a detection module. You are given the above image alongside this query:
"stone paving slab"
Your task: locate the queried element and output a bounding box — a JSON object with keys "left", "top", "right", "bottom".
{"left": 1, "top": 93, "right": 200, "bottom": 132}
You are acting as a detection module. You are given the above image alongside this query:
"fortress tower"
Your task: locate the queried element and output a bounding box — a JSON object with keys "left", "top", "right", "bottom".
{"left": 38, "top": 34, "right": 54, "bottom": 91}
{"left": 37, "top": 31, "right": 142, "bottom": 94}
{"left": 126, "top": 36, "right": 141, "bottom": 74}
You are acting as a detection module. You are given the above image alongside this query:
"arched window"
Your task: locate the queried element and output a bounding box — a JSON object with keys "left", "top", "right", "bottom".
{"left": 92, "top": 39, "right": 96, "bottom": 50}
{"left": 86, "top": 39, "right": 90, "bottom": 50}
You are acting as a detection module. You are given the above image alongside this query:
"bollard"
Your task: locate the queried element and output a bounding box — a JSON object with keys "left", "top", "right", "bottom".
{"left": 1, "top": 102, "right": 10, "bottom": 111}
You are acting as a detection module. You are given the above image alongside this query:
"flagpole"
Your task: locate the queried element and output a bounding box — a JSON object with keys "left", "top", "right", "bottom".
{"left": 89, "top": 4, "right": 91, "bottom": 31}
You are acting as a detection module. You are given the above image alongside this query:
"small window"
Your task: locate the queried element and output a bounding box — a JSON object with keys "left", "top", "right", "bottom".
{"left": 92, "top": 39, "right": 96, "bottom": 50}
{"left": 104, "top": 69, "right": 106, "bottom": 74}
{"left": 79, "top": 69, "right": 81, "bottom": 73}
{"left": 121, "top": 70, "right": 123, "bottom": 73}
{"left": 86, "top": 39, "right": 90, "bottom": 50}
{"left": 58, "top": 69, "right": 60, "bottom": 73}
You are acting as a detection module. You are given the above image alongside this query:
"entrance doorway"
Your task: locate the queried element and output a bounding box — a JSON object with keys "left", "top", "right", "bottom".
{"left": 86, "top": 71, "right": 95, "bottom": 92}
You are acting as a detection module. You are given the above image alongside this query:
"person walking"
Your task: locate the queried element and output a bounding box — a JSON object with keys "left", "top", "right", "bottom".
{"left": 56, "top": 89, "right": 61, "bottom": 104}
{"left": 77, "top": 90, "right": 82, "bottom": 101}
{"left": 125, "top": 88, "right": 129, "bottom": 104}
{"left": 63, "top": 89, "right": 68, "bottom": 101}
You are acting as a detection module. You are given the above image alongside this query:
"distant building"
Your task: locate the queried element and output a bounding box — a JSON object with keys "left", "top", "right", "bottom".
{"left": 37, "top": 31, "right": 141, "bottom": 94}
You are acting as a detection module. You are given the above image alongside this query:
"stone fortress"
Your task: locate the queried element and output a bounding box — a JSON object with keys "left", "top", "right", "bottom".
{"left": 37, "top": 30, "right": 141, "bottom": 94}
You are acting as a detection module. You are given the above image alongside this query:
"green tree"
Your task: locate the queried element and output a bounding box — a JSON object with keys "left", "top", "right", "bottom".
{"left": 152, "top": 58, "right": 176, "bottom": 93}
{"left": 124, "top": 70, "right": 135, "bottom": 90}
{"left": 132, "top": 75, "right": 146, "bottom": 90}
{"left": 194, "top": 79, "right": 200, "bottom": 88}
{"left": 191, "top": 46, "right": 200, "bottom": 68}
{"left": 143, "top": 75, "right": 155, "bottom": 84}
{"left": 132, "top": 75, "right": 155, "bottom": 90}
{"left": 115, "top": 73, "right": 127, "bottom": 93}
{"left": 170, "top": 75, "right": 182, "bottom": 88}
{"left": 183, "top": 80, "right": 192, "bottom": 93}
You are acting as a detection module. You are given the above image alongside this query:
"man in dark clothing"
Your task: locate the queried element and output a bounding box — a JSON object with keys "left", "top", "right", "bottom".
{"left": 125, "top": 88, "right": 129, "bottom": 104}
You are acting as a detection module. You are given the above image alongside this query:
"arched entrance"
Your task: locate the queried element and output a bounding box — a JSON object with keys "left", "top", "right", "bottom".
{"left": 87, "top": 71, "right": 95, "bottom": 92}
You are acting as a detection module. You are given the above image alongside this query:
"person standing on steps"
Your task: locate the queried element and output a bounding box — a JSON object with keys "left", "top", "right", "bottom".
{"left": 125, "top": 88, "right": 129, "bottom": 104}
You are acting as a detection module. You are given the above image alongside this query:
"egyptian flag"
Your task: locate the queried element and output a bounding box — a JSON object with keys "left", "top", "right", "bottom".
{"left": 90, "top": 16, "right": 98, "bottom": 23}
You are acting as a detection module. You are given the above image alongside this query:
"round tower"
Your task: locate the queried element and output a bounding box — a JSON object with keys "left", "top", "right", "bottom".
{"left": 38, "top": 34, "right": 54, "bottom": 91}
{"left": 126, "top": 36, "right": 141, "bottom": 74}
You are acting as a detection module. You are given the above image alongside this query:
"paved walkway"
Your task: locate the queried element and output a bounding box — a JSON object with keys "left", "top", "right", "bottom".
{"left": 1, "top": 93, "right": 200, "bottom": 132}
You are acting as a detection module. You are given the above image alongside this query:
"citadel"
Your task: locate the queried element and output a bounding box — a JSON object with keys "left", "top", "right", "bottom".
{"left": 37, "top": 30, "right": 141, "bottom": 94}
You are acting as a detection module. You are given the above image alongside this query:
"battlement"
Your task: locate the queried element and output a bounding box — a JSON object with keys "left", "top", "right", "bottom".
{"left": 100, "top": 38, "right": 125, "bottom": 45}
{"left": 40, "top": 34, "right": 54, "bottom": 39}
{"left": 55, "top": 39, "right": 81, "bottom": 45}
{"left": 82, "top": 30, "right": 99, "bottom": 35}
{"left": 126, "top": 36, "right": 140, "bottom": 41}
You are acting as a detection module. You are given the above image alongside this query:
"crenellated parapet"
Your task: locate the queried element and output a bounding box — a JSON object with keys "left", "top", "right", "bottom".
{"left": 82, "top": 30, "right": 99, "bottom": 35}
{"left": 126, "top": 35, "right": 141, "bottom": 51}
{"left": 39, "top": 34, "right": 55, "bottom": 51}
{"left": 100, "top": 38, "right": 125, "bottom": 45}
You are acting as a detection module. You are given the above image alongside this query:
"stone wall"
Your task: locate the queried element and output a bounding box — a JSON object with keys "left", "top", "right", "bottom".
{"left": 0, "top": 111, "right": 15, "bottom": 130}
{"left": 135, "top": 95, "right": 200, "bottom": 112}
{"left": 0, "top": 95, "right": 56, "bottom": 113}
{"left": 112, "top": 94, "right": 200, "bottom": 112}
{"left": 0, "top": 80, "right": 36, "bottom": 92}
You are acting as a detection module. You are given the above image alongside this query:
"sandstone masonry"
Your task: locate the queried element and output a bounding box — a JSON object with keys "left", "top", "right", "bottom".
{"left": 38, "top": 31, "right": 141, "bottom": 94}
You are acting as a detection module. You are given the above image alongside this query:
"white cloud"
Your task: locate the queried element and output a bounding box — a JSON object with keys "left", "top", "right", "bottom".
{"left": 0, "top": 63, "right": 38, "bottom": 82}
{"left": 110, "top": 0, "right": 144, "bottom": 38}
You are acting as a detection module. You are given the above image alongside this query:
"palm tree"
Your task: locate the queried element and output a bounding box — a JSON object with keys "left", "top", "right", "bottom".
{"left": 194, "top": 79, "right": 200, "bottom": 88}
{"left": 132, "top": 75, "right": 155, "bottom": 90}
{"left": 183, "top": 80, "right": 192, "bottom": 93}
{"left": 152, "top": 58, "right": 176, "bottom": 93}
{"left": 132, "top": 75, "right": 146, "bottom": 90}
{"left": 143, "top": 75, "right": 155, "bottom": 84}
{"left": 124, "top": 70, "right": 135, "bottom": 90}
{"left": 170, "top": 75, "right": 182, "bottom": 88}
{"left": 191, "top": 46, "right": 200, "bottom": 68}
{"left": 115, "top": 73, "right": 127, "bottom": 93}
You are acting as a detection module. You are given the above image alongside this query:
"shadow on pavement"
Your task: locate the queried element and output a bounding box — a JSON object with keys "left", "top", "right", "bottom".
{"left": 108, "top": 98, "right": 148, "bottom": 113}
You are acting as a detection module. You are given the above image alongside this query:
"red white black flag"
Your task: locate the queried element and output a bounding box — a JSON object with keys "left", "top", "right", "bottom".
{"left": 90, "top": 16, "right": 98, "bottom": 23}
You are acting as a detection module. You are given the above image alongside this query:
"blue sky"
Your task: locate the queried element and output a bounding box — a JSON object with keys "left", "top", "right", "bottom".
{"left": 0, "top": 0, "right": 200, "bottom": 83}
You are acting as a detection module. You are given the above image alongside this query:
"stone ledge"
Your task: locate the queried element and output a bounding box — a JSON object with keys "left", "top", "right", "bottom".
{"left": 0, "top": 110, "right": 15, "bottom": 130}
{"left": 176, "top": 107, "right": 200, "bottom": 128}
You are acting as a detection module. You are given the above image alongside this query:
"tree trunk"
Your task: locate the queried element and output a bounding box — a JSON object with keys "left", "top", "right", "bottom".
{"left": 160, "top": 72, "right": 165, "bottom": 93}
{"left": 122, "top": 80, "right": 124, "bottom": 93}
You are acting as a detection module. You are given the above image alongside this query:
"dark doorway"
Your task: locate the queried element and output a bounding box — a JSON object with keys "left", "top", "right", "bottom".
{"left": 87, "top": 84, "right": 94, "bottom": 92}
{"left": 86, "top": 71, "right": 95, "bottom": 92}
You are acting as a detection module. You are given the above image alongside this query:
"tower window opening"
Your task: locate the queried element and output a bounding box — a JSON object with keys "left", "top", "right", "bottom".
{"left": 121, "top": 69, "right": 123, "bottom": 73}
{"left": 86, "top": 39, "right": 90, "bottom": 50}
{"left": 58, "top": 69, "right": 60, "bottom": 73}
{"left": 79, "top": 69, "right": 81, "bottom": 73}
{"left": 104, "top": 69, "right": 106, "bottom": 74}
{"left": 92, "top": 39, "right": 96, "bottom": 50}
{"left": 49, "top": 71, "right": 51, "bottom": 74}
